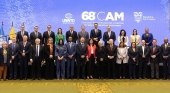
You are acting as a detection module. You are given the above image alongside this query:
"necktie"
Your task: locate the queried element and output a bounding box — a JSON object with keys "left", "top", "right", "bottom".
{"left": 110, "top": 45, "right": 112, "bottom": 51}
{"left": 153, "top": 46, "right": 156, "bottom": 53}
{"left": 71, "top": 31, "right": 73, "bottom": 35}
{"left": 95, "top": 29, "right": 97, "bottom": 35}
{"left": 82, "top": 43, "right": 84, "bottom": 48}
{"left": 70, "top": 43, "right": 72, "bottom": 49}
{"left": 165, "top": 43, "right": 167, "bottom": 49}
{"left": 82, "top": 31, "right": 84, "bottom": 37}
{"left": 21, "top": 31, "right": 24, "bottom": 36}
{"left": 36, "top": 32, "right": 38, "bottom": 38}
{"left": 3, "top": 49, "right": 7, "bottom": 55}
{"left": 36, "top": 45, "right": 38, "bottom": 56}
{"left": 48, "top": 31, "right": 51, "bottom": 37}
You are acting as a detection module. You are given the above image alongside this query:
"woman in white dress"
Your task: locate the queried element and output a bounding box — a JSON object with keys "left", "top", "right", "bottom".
{"left": 118, "top": 29, "right": 128, "bottom": 47}
{"left": 130, "top": 29, "right": 140, "bottom": 46}
{"left": 116, "top": 42, "right": 128, "bottom": 79}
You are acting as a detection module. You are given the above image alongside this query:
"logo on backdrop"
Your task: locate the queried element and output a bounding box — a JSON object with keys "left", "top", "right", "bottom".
{"left": 81, "top": 11, "right": 124, "bottom": 27}
{"left": 62, "top": 13, "right": 75, "bottom": 24}
{"left": 133, "top": 12, "right": 155, "bottom": 23}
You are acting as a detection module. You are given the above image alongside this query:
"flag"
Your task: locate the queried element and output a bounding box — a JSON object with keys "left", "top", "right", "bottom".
{"left": 0, "top": 22, "right": 6, "bottom": 48}
{"left": 0, "top": 22, "right": 4, "bottom": 36}
{"left": 9, "top": 22, "right": 16, "bottom": 40}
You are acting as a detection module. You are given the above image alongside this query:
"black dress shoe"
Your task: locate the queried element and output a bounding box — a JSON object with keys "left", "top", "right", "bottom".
{"left": 20, "top": 78, "right": 23, "bottom": 80}
{"left": 156, "top": 78, "right": 159, "bottom": 80}
{"left": 163, "top": 78, "right": 166, "bottom": 80}
{"left": 38, "top": 78, "right": 41, "bottom": 80}
{"left": 24, "top": 78, "right": 27, "bottom": 80}
{"left": 8, "top": 78, "right": 12, "bottom": 80}
{"left": 32, "top": 78, "right": 35, "bottom": 80}
{"left": 13, "top": 78, "right": 17, "bottom": 80}
{"left": 83, "top": 77, "right": 86, "bottom": 79}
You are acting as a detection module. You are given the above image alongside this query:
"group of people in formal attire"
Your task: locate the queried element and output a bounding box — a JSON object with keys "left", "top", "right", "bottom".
{"left": 0, "top": 23, "right": 170, "bottom": 81}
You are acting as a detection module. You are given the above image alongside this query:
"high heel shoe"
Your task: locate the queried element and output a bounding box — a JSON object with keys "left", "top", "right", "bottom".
{"left": 90, "top": 76, "right": 93, "bottom": 79}
{"left": 87, "top": 76, "right": 89, "bottom": 79}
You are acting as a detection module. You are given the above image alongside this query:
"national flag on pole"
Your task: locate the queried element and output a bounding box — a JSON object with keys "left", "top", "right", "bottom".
{"left": 9, "top": 22, "right": 16, "bottom": 40}
{"left": 0, "top": 22, "right": 4, "bottom": 36}
{"left": 0, "top": 22, "right": 7, "bottom": 48}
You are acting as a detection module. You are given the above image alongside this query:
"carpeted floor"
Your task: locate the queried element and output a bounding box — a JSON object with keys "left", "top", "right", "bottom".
{"left": 0, "top": 79, "right": 170, "bottom": 93}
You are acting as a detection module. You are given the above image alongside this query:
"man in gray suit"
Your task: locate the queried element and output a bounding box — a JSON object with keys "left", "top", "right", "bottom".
{"left": 65, "top": 37, "right": 76, "bottom": 79}
{"left": 8, "top": 37, "right": 19, "bottom": 80}
{"left": 77, "top": 25, "right": 89, "bottom": 44}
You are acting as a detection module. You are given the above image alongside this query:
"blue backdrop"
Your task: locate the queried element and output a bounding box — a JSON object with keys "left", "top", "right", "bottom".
{"left": 0, "top": 0, "right": 169, "bottom": 45}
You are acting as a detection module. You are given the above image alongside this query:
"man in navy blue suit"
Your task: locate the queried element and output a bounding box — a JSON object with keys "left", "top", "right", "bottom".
{"left": 8, "top": 37, "right": 19, "bottom": 80}
{"left": 142, "top": 28, "right": 153, "bottom": 46}
{"left": 16, "top": 25, "right": 29, "bottom": 43}
{"left": 103, "top": 26, "right": 116, "bottom": 47}
{"left": 65, "top": 37, "right": 76, "bottom": 79}
{"left": 161, "top": 38, "right": 170, "bottom": 80}
{"left": 90, "top": 23, "right": 102, "bottom": 47}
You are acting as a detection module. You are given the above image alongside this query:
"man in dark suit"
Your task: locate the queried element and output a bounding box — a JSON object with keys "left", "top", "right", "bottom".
{"left": 106, "top": 39, "right": 117, "bottom": 79}
{"left": 76, "top": 37, "right": 87, "bottom": 79}
{"left": 30, "top": 38, "right": 44, "bottom": 80}
{"left": 66, "top": 25, "right": 77, "bottom": 43}
{"left": 0, "top": 42, "right": 12, "bottom": 81}
{"left": 77, "top": 25, "right": 89, "bottom": 44}
{"left": 150, "top": 39, "right": 161, "bottom": 79}
{"left": 8, "top": 37, "right": 19, "bottom": 80}
{"left": 16, "top": 25, "right": 29, "bottom": 43}
{"left": 161, "top": 38, "right": 170, "bottom": 80}
{"left": 42, "top": 25, "right": 55, "bottom": 44}
{"left": 103, "top": 26, "right": 116, "bottom": 47}
{"left": 90, "top": 23, "right": 102, "bottom": 47}
{"left": 30, "top": 26, "right": 42, "bottom": 45}
{"left": 18, "top": 35, "right": 31, "bottom": 80}
{"left": 65, "top": 37, "right": 76, "bottom": 79}
{"left": 138, "top": 40, "right": 150, "bottom": 79}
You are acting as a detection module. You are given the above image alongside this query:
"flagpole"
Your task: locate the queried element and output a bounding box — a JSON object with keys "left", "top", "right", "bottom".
{"left": 12, "top": 22, "right": 13, "bottom": 27}
{"left": 23, "top": 22, "right": 24, "bottom": 26}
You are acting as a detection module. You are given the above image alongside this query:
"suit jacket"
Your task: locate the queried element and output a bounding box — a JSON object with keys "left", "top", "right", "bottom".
{"left": 103, "top": 31, "right": 116, "bottom": 46}
{"left": 44, "top": 44, "right": 55, "bottom": 60}
{"left": 161, "top": 43, "right": 170, "bottom": 58}
{"left": 0, "top": 48, "right": 12, "bottom": 66}
{"left": 18, "top": 41, "right": 31, "bottom": 59}
{"left": 90, "top": 29, "right": 102, "bottom": 40}
{"left": 117, "top": 47, "right": 128, "bottom": 64}
{"left": 30, "top": 31, "right": 42, "bottom": 45}
{"left": 55, "top": 45, "right": 67, "bottom": 58}
{"left": 65, "top": 42, "right": 76, "bottom": 58}
{"left": 30, "top": 45, "right": 44, "bottom": 61}
{"left": 86, "top": 45, "right": 96, "bottom": 58}
{"left": 66, "top": 30, "right": 77, "bottom": 43}
{"left": 96, "top": 46, "right": 106, "bottom": 60}
{"left": 142, "top": 33, "right": 153, "bottom": 46}
{"left": 106, "top": 45, "right": 117, "bottom": 57}
{"left": 16, "top": 31, "right": 29, "bottom": 43}
{"left": 43, "top": 31, "right": 55, "bottom": 44}
{"left": 76, "top": 43, "right": 87, "bottom": 58}
{"left": 8, "top": 43, "right": 19, "bottom": 60}
{"left": 78, "top": 31, "right": 89, "bottom": 44}
{"left": 128, "top": 47, "right": 138, "bottom": 64}
{"left": 138, "top": 46, "right": 150, "bottom": 61}
{"left": 150, "top": 45, "right": 161, "bottom": 63}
